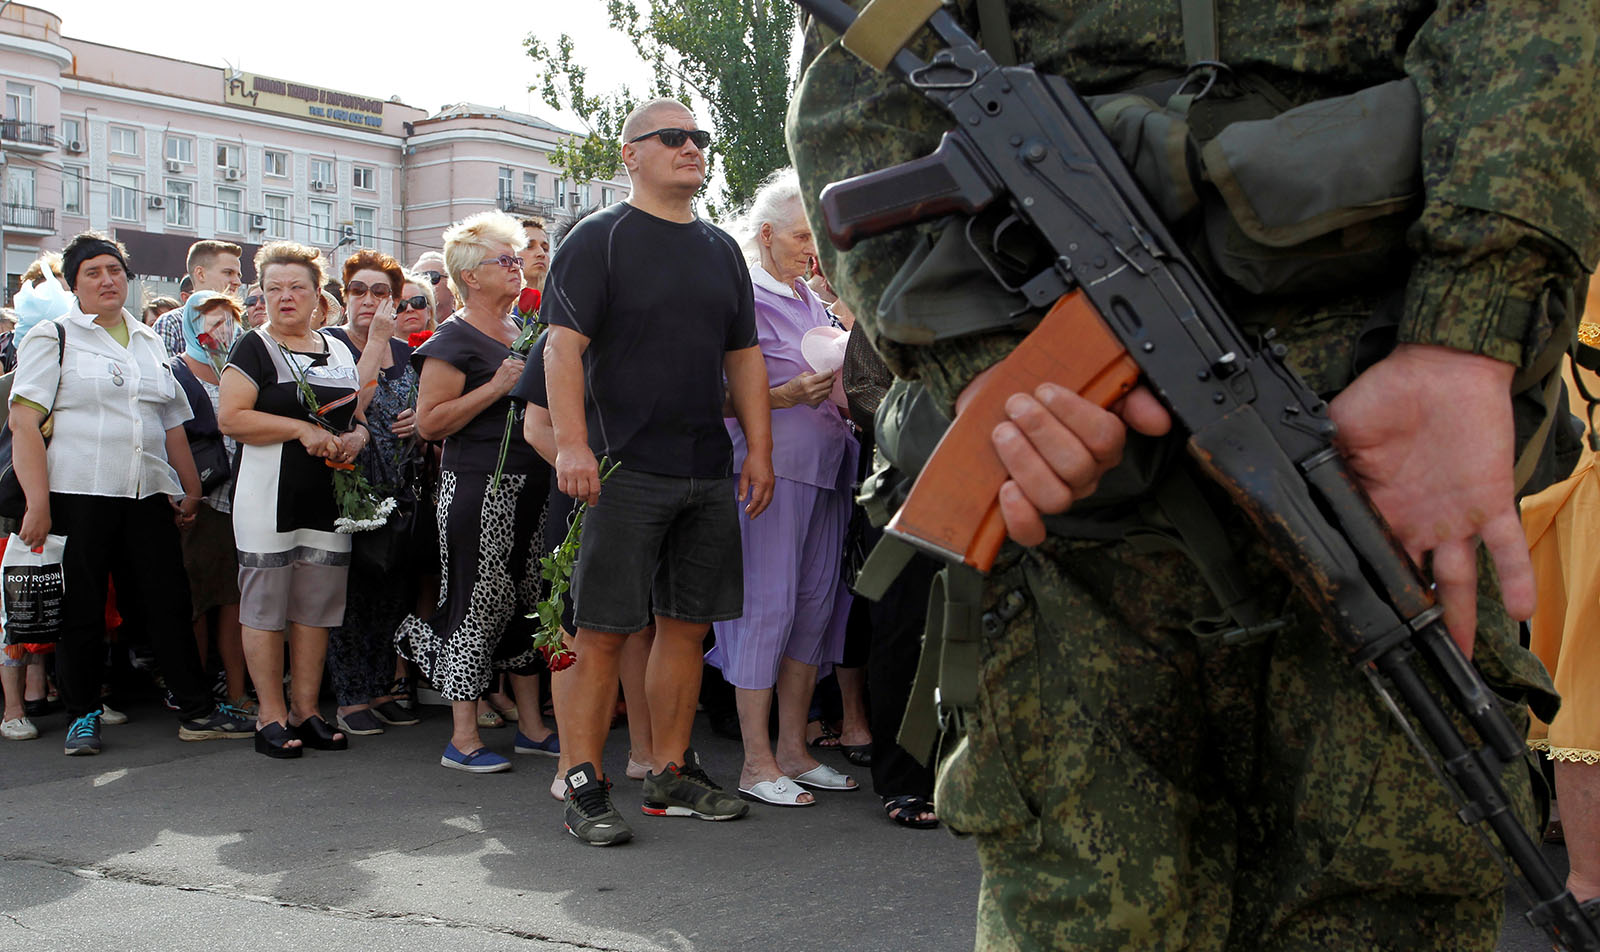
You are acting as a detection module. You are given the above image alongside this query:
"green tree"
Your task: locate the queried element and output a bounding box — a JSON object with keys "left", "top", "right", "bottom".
{"left": 525, "top": 0, "right": 798, "bottom": 216}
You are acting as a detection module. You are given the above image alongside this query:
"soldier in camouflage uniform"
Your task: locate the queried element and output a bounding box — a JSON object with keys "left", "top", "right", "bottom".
{"left": 787, "top": 1, "right": 1600, "bottom": 948}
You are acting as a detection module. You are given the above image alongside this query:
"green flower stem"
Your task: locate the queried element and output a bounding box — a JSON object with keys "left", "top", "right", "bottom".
{"left": 531, "top": 458, "right": 620, "bottom": 653}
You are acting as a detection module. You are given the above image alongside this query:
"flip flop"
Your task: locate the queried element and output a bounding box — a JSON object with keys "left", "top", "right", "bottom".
{"left": 792, "top": 763, "right": 859, "bottom": 791}
{"left": 739, "top": 776, "right": 815, "bottom": 807}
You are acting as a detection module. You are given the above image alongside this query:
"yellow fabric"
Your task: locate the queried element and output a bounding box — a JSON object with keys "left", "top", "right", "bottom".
{"left": 10, "top": 396, "right": 45, "bottom": 415}
{"left": 1519, "top": 274, "right": 1600, "bottom": 762}
{"left": 105, "top": 320, "right": 130, "bottom": 348}
{"left": 842, "top": 0, "right": 944, "bottom": 71}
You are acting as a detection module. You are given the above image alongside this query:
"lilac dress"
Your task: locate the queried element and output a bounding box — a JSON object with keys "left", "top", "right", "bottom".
{"left": 707, "top": 268, "right": 859, "bottom": 690}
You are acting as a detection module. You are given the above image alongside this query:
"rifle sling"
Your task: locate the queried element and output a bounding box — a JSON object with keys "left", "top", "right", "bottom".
{"left": 841, "top": 0, "right": 944, "bottom": 72}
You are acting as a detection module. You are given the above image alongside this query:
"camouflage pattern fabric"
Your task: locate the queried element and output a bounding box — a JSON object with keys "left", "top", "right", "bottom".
{"left": 786, "top": 1, "right": 1598, "bottom": 948}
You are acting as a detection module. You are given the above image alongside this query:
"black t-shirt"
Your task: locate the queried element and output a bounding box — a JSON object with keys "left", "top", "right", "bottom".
{"left": 411, "top": 315, "right": 538, "bottom": 475}
{"left": 510, "top": 328, "right": 551, "bottom": 409}
{"left": 324, "top": 326, "right": 409, "bottom": 382}
{"left": 541, "top": 202, "right": 757, "bottom": 478}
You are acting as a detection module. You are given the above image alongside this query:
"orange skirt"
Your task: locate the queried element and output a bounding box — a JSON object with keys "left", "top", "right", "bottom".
{"left": 1522, "top": 453, "right": 1600, "bottom": 763}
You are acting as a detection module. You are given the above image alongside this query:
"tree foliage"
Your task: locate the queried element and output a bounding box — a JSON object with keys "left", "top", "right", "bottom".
{"left": 525, "top": 0, "right": 797, "bottom": 215}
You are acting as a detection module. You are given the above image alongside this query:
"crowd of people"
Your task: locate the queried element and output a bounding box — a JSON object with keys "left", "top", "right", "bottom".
{"left": 0, "top": 98, "right": 942, "bottom": 844}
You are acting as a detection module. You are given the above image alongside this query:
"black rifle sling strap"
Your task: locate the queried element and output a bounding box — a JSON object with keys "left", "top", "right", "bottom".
{"left": 973, "top": 0, "right": 1016, "bottom": 67}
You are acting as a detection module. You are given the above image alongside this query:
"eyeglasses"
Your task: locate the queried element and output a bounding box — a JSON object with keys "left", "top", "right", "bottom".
{"left": 627, "top": 127, "right": 711, "bottom": 150}
{"left": 346, "top": 281, "right": 392, "bottom": 299}
{"left": 479, "top": 254, "right": 523, "bottom": 270}
{"left": 421, "top": 270, "right": 444, "bottom": 285}
{"left": 244, "top": 294, "right": 263, "bottom": 308}
{"left": 395, "top": 295, "right": 429, "bottom": 313}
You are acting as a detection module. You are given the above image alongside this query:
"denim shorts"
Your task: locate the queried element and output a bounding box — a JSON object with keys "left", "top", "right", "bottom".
{"left": 570, "top": 468, "right": 743, "bottom": 633}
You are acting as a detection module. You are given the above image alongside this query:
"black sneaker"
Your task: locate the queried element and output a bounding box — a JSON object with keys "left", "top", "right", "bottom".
{"left": 63, "top": 711, "right": 102, "bottom": 756}
{"left": 563, "top": 762, "right": 633, "bottom": 846}
{"left": 178, "top": 704, "right": 254, "bottom": 741}
{"left": 641, "top": 747, "right": 749, "bottom": 821}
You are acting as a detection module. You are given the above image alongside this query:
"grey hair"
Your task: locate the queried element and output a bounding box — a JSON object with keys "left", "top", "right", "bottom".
{"left": 732, "top": 167, "right": 806, "bottom": 265}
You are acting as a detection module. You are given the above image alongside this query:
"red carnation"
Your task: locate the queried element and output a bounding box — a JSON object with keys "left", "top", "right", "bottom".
{"left": 407, "top": 330, "right": 433, "bottom": 348}
{"left": 517, "top": 287, "right": 541, "bottom": 316}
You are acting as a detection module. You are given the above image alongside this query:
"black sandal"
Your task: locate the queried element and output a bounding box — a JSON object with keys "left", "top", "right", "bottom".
{"left": 807, "top": 720, "right": 841, "bottom": 750}
{"left": 291, "top": 714, "right": 349, "bottom": 750}
{"left": 255, "top": 721, "right": 303, "bottom": 759}
{"left": 884, "top": 795, "right": 939, "bottom": 829}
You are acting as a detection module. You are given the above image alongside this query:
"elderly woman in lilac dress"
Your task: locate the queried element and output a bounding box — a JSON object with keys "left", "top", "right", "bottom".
{"left": 708, "top": 169, "right": 859, "bottom": 807}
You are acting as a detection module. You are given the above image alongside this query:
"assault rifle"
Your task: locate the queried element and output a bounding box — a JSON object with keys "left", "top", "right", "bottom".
{"left": 792, "top": 1, "right": 1600, "bottom": 948}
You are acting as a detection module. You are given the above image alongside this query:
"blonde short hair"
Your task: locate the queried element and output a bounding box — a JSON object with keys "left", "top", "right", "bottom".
{"left": 254, "top": 240, "right": 326, "bottom": 290}
{"left": 402, "top": 269, "right": 437, "bottom": 313}
{"left": 441, "top": 211, "right": 527, "bottom": 303}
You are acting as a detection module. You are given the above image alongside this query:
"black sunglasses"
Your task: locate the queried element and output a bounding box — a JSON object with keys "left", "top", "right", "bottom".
{"left": 421, "top": 270, "right": 444, "bottom": 285}
{"left": 395, "top": 295, "right": 429, "bottom": 313}
{"left": 244, "top": 294, "right": 263, "bottom": 308}
{"left": 627, "top": 127, "right": 711, "bottom": 150}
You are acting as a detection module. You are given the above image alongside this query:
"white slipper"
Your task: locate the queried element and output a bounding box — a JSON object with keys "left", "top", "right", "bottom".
{"left": 739, "top": 776, "right": 815, "bottom": 807}
{"left": 791, "top": 763, "right": 859, "bottom": 791}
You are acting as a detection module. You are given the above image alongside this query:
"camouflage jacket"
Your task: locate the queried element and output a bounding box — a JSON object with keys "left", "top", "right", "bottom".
{"left": 787, "top": 0, "right": 1600, "bottom": 413}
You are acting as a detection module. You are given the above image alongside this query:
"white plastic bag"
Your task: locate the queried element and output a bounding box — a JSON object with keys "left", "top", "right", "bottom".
{"left": 1, "top": 532, "right": 66, "bottom": 649}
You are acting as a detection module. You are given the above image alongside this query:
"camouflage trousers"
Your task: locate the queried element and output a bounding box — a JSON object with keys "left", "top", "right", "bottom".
{"left": 932, "top": 525, "right": 1550, "bottom": 951}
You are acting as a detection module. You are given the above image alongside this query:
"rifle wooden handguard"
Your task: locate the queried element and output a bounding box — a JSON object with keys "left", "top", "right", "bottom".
{"left": 886, "top": 291, "right": 1139, "bottom": 570}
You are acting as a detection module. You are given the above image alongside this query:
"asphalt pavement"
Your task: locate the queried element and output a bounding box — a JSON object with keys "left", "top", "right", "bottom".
{"left": 0, "top": 698, "right": 1574, "bottom": 951}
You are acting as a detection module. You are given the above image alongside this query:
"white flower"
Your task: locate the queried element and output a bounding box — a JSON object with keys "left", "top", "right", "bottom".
{"left": 334, "top": 497, "right": 397, "bottom": 534}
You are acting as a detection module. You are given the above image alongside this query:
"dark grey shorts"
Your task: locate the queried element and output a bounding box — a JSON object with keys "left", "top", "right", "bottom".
{"left": 570, "top": 468, "right": 743, "bottom": 633}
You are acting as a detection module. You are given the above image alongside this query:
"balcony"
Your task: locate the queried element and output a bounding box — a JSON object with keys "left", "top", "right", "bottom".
{"left": 497, "top": 194, "right": 559, "bottom": 220}
{"left": 0, "top": 119, "right": 56, "bottom": 152}
{"left": 2, "top": 202, "right": 56, "bottom": 234}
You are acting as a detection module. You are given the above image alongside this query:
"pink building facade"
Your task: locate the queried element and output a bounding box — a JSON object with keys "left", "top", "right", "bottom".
{"left": 0, "top": 2, "right": 628, "bottom": 298}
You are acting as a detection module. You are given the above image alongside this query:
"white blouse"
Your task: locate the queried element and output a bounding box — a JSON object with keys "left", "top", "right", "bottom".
{"left": 11, "top": 305, "right": 194, "bottom": 499}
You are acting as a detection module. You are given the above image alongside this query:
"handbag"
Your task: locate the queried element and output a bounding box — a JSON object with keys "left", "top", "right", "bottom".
{"left": 0, "top": 320, "right": 66, "bottom": 520}
{"left": 351, "top": 493, "right": 417, "bottom": 576}
{"left": 170, "top": 358, "right": 232, "bottom": 495}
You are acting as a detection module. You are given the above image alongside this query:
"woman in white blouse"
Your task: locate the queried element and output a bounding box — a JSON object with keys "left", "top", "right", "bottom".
{"left": 9, "top": 232, "right": 254, "bottom": 756}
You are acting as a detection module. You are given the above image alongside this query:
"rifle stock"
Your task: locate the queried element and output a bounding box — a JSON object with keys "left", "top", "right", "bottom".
{"left": 886, "top": 291, "right": 1138, "bottom": 569}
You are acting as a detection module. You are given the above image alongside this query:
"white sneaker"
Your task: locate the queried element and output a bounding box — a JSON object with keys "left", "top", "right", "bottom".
{"left": 2, "top": 716, "right": 39, "bottom": 740}
{"left": 99, "top": 704, "right": 129, "bottom": 726}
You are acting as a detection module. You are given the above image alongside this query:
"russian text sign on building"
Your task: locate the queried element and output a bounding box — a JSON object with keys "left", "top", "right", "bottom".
{"left": 224, "top": 71, "right": 385, "bottom": 130}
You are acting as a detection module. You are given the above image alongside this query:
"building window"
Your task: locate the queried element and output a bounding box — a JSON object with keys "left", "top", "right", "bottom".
{"left": 353, "top": 205, "right": 376, "bottom": 245}
{"left": 60, "top": 118, "right": 81, "bottom": 149}
{"left": 6, "top": 168, "right": 35, "bottom": 207}
{"left": 109, "top": 171, "right": 140, "bottom": 220}
{"left": 309, "top": 199, "right": 334, "bottom": 244}
{"left": 62, "top": 166, "right": 83, "bottom": 214}
{"left": 215, "top": 142, "right": 241, "bottom": 169}
{"left": 165, "top": 180, "right": 193, "bottom": 227}
{"left": 264, "top": 150, "right": 288, "bottom": 177}
{"left": 264, "top": 193, "right": 289, "bottom": 238}
{"left": 4, "top": 82, "right": 34, "bottom": 122}
{"left": 496, "top": 167, "right": 513, "bottom": 201}
{"left": 352, "top": 165, "right": 375, "bottom": 191}
{"left": 522, "top": 172, "right": 537, "bottom": 202}
{"left": 554, "top": 178, "right": 567, "bottom": 208}
{"left": 165, "top": 135, "right": 193, "bottom": 165}
{"left": 310, "top": 158, "right": 334, "bottom": 189}
{"left": 110, "top": 127, "right": 139, "bottom": 156}
{"left": 216, "top": 186, "right": 242, "bottom": 233}
{"left": 579, "top": 183, "right": 592, "bottom": 208}
{"left": 601, "top": 187, "right": 615, "bottom": 206}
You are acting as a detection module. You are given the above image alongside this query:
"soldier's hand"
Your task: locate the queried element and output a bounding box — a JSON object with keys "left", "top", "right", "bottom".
{"left": 959, "top": 368, "right": 1170, "bottom": 547}
{"left": 1329, "top": 343, "right": 1531, "bottom": 659}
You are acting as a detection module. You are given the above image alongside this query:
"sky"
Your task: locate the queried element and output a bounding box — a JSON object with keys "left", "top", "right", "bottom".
{"left": 43, "top": 0, "right": 658, "bottom": 134}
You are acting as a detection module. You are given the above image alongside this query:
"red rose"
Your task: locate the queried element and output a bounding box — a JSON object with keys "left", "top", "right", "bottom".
{"left": 407, "top": 330, "right": 433, "bottom": 348}
{"left": 517, "top": 287, "right": 541, "bottom": 316}
{"left": 541, "top": 644, "right": 577, "bottom": 672}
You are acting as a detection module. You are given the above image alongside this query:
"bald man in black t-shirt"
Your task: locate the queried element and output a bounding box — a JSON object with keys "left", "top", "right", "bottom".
{"left": 544, "top": 98, "right": 774, "bottom": 845}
